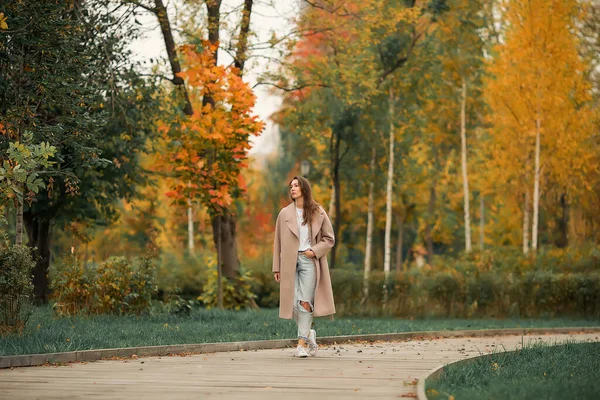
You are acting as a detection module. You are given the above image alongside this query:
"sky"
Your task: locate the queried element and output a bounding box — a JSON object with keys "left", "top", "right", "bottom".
{"left": 130, "top": 0, "right": 301, "bottom": 156}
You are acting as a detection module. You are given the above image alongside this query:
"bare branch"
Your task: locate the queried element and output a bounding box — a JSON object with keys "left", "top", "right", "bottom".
{"left": 122, "top": 0, "right": 156, "bottom": 13}
{"left": 153, "top": 0, "right": 193, "bottom": 115}
{"left": 252, "top": 82, "right": 330, "bottom": 91}
{"left": 233, "top": 0, "right": 253, "bottom": 74}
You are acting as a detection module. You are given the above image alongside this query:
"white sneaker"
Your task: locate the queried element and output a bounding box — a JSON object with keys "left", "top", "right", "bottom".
{"left": 308, "top": 329, "right": 318, "bottom": 356}
{"left": 295, "top": 345, "right": 309, "bottom": 358}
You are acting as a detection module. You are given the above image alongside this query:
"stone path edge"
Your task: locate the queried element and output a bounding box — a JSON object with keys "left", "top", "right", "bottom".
{"left": 415, "top": 329, "right": 600, "bottom": 400}
{"left": 1, "top": 326, "right": 598, "bottom": 369}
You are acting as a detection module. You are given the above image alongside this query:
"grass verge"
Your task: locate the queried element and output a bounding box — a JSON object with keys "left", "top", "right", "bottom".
{"left": 426, "top": 340, "right": 600, "bottom": 400}
{"left": 1, "top": 306, "right": 598, "bottom": 356}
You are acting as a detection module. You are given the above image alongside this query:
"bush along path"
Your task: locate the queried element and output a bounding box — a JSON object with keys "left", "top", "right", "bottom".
{"left": 0, "top": 332, "right": 598, "bottom": 399}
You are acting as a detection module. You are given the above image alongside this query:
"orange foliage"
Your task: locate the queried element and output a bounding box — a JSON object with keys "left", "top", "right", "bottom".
{"left": 158, "top": 42, "right": 264, "bottom": 214}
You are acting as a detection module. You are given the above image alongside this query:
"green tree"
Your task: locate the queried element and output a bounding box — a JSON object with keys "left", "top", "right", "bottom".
{"left": 0, "top": 1, "right": 161, "bottom": 301}
{"left": 0, "top": 136, "right": 56, "bottom": 245}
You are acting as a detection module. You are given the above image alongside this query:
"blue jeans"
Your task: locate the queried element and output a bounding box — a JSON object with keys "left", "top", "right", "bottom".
{"left": 292, "top": 254, "right": 316, "bottom": 340}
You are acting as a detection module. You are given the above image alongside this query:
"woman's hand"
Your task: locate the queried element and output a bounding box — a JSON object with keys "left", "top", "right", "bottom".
{"left": 274, "top": 272, "right": 281, "bottom": 282}
{"left": 304, "top": 249, "right": 316, "bottom": 259}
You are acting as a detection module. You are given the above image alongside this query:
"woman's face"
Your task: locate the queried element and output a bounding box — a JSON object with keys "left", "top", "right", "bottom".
{"left": 290, "top": 179, "right": 302, "bottom": 200}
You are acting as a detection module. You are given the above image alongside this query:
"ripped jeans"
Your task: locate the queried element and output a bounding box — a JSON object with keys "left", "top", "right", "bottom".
{"left": 292, "top": 254, "right": 317, "bottom": 340}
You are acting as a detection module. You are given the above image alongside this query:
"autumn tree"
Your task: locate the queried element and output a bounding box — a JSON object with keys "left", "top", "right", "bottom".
{"left": 127, "top": 0, "right": 258, "bottom": 284}
{"left": 0, "top": 1, "right": 160, "bottom": 301}
{"left": 485, "top": 0, "right": 596, "bottom": 253}
{"left": 274, "top": 0, "right": 437, "bottom": 274}
{"left": 157, "top": 43, "right": 263, "bottom": 305}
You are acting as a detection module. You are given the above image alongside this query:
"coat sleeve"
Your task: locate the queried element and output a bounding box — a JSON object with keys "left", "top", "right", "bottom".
{"left": 311, "top": 210, "right": 335, "bottom": 259}
{"left": 272, "top": 212, "right": 282, "bottom": 273}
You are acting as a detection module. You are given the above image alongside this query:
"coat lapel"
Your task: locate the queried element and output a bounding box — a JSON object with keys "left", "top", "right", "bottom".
{"left": 311, "top": 208, "right": 325, "bottom": 242}
{"left": 284, "top": 203, "right": 299, "bottom": 239}
{"left": 284, "top": 203, "right": 324, "bottom": 241}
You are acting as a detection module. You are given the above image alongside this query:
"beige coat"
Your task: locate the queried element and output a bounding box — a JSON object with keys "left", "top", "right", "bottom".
{"left": 272, "top": 202, "right": 336, "bottom": 319}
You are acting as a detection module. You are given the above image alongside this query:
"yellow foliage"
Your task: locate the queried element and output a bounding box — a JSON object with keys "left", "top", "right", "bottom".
{"left": 0, "top": 13, "right": 7, "bottom": 30}
{"left": 484, "top": 0, "right": 597, "bottom": 244}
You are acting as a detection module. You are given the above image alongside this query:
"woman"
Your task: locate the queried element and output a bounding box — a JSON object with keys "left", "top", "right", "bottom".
{"left": 272, "top": 176, "right": 336, "bottom": 358}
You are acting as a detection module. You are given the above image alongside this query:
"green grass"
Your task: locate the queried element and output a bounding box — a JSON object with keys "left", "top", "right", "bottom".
{"left": 1, "top": 306, "right": 598, "bottom": 356}
{"left": 426, "top": 341, "right": 600, "bottom": 400}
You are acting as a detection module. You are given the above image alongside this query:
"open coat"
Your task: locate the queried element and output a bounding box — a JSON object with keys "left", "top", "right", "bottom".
{"left": 272, "top": 202, "right": 336, "bottom": 319}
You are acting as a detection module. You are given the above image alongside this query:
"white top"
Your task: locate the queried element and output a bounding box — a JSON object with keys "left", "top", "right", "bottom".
{"left": 296, "top": 207, "right": 311, "bottom": 251}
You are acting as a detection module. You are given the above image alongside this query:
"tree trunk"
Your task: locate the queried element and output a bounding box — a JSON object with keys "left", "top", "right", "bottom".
{"left": 215, "top": 216, "right": 223, "bottom": 309}
{"left": 384, "top": 88, "right": 395, "bottom": 282}
{"left": 382, "top": 88, "right": 396, "bottom": 306}
{"left": 556, "top": 192, "right": 568, "bottom": 248}
{"left": 425, "top": 180, "right": 437, "bottom": 265}
{"left": 332, "top": 160, "right": 341, "bottom": 268}
{"left": 206, "top": 0, "right": 222, "bottom": 61}
{"left": 233, "top": 0, "right": 253, "bottom": 73}
{"left": 187, "top": 180, "right": 194, "bottom": 253}
{"left": 15, "top": 198, "right": 23, "bottom": 246}
{"left": 532, "top": 117, "right": 541, "bottom": 252}
{"left": 153, "top": 0, "right": 193, "bottom": 116}
{"left": 187, "top": 201, "right": 194, "bottom": 253}
{"left": 362, "top": 146, "right": 376, "bottom": 304}
{"left": 523, "top": 189, "right": 530, "bottom": 255}
{"left": 395, "top": 212, "right": 404, "bottom": 272}
{"left": 211, "top": 213, "right": 239, "bottom": 280}
{"left": 479, "top": 194, "right": 484, "bottom": 251}
{"left": 24, "top": 213, "right": 51, "bottom": 303}
{"left": 328, "top": 184, "right": 336, "bottom": 220}
{"left": 329, "top": 130, "right": 341, "bottom": 269}
{"left": 460, "top": 77, "right": 472, "bottom": 253}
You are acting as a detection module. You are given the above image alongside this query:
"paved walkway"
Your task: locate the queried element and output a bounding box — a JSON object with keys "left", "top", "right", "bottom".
{"left": 1, "top": 332, "right": 598, "bottom": 399}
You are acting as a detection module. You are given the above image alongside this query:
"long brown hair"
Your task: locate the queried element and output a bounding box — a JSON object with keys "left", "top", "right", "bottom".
{"left": 289, "top": 176, "right": 320, "bottom": 226}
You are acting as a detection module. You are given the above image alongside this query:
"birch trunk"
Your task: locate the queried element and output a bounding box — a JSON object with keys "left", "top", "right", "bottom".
{"left": 479, "top": 195, "right": 484, "bottom": 251}
{"left": 216, "top": 217, "right": 223, "bottom": 309}
{"left": 384, "top": 89, "right": 395, "bottom": 281}
{"left": 460, "top": 77, "right": 472, "bottom": 253}
{"left": 362, "top": 147, "right": 376, "bottom": 304}
{"left": 426, "top": 180, "right": 437, "bottom": 264}
{"left": 532, "top": 117, "right": 541, "bottom": 252}
{"left": 187, "top": 202, "right": 194, "bottom": 253}
{"left": 187, "top": 181, "right": 194, "bottom": 253}
{"left": 523, "top": 189, "right": 530, "bottom": 255}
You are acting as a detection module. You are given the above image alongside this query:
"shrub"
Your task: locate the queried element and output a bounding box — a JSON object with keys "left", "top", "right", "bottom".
{"left": 198, "top": 268, "right": 257, "bottom": 310}
{"left": 0, "top": 244, "right": 35, "bottom": 334}
{"left": 251, "top": 270, "right": 279, "bottom": 309}
{"left": 425, "top": 271, "right": 464, "bottom": 316}
{"left": 324, "top": 268, "right": 600, "bottom": 319}
{"left": 49, "top": 254, "right": 92, "bottom": 316}
{"left": 161, "top": 292, "right": 197, "bottom": 316}
{"left": 156, "top": 250, "right": 207, "bottom": 299}
{"left": 92, "top": 256, "right": 157, "bottom": 314}
{"left": 575, "top": 273, "right": 600, "bottom": 315}
{"left": 50, "top": 255, "right": 157, "bottom": 315}
{"left": 466, "top": 273, "right": 503, "bottom": 316}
